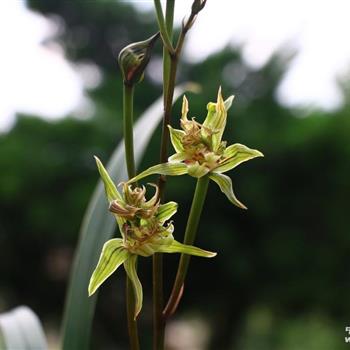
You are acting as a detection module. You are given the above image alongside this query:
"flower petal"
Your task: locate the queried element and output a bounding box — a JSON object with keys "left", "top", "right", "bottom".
{"left": 124, "top": 255, "right": 143, "bottom": 319}
{"left": 94, "top": 156, "right": 122, "bottom": 202}
{"left": 143, "top": 183, "right": 159, "bottom": 207}
{"left": 213, "top": 143, "right": 264, "bottom": 174}
{"left": 156, "top": 201, "right": 178, "bottom": 224}
{"left": 157, "top": 240, "right": 216, "bottom": 257}
{"left": 127, "top": 163, "right": 188, "bottom": 183}
{"left": 168, "top": 152, "right": 187, "bottom": 163}
{"left": 181, "top": 95, "right": 190, "bottom": 123}
{"left": 168, "top": 125, "right": 185, "bottom": 153}
{"left": 224, "top": 95, "right": 234, "bottom": 110}
{"left": 202, "top": 87, "right": 229, "bottom": 151}
{"left": 209, "top": 172, "right": 247, "bottom": 209}
{"left": 88, "top": 239, "right": 128, "bottom": 296}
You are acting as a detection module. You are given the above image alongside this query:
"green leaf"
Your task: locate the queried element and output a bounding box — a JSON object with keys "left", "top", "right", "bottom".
{"left": 61, "top": 84, "right": 195, "bottom": 350}
{"left": 209, "top": 172, "right": 247, "bottom": 209}
{"left": 94, "top": 156, "right": 122, "bottom": 202}
{"left": 0, "top": 306, "right": 47, "bottom": 350}
{"left": 157, "top": 240, "right": 216, "bottom": 257}
{"left": 214, "top": 143, "right": 264, "bottom": 174}
{"left": 168, "top": 125, "right": 185, "bottom": 153}
{"left": 88, "top": 239, "right": 128, "bottom": 296}
{"left": 156, "top": 201, "right": 178, "bottom": 223}
{"left": 124, "top": 255, "right": 143, "bottom": 319}
{"left": 128, "top": 162, "right": 188, "bottom": 183}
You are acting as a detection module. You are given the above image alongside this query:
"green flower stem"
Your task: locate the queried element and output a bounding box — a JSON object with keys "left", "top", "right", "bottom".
{"left": 158, "top": 58, "right": 178, "bottom": 195}
{"left": 123, "top": 82, "right": 140, "bottom": 349}
{"left": 123, "top": 84, "right": 136, "bottom": 179}
{"left": 175, "top": 13, "right": 195, "bottom": 56}
{"left": 163, "top": 175, "right": 210, "bottom": 318}
{"left": 152, "top": 253, "right": 164, "bottom": 350}
{"left": 154, "top": 0, "right": 175, "bottom": 55}
{"left": 154, "top": 1, "right": 175, "bottom": 349}
{"left": 162, "top": 0, "right": 174, "bottom": 100}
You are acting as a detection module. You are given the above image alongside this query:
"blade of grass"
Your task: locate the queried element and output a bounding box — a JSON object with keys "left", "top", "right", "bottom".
{"left": 61, "top": 84, "right": 196, "bottom": 350}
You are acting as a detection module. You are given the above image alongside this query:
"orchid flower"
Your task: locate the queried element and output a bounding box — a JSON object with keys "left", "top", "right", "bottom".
{"left": 88, "top": 157, "right": 216, "bottom": 318}
{"left": 127, "top": 88, "right": 263, "bottom": 208}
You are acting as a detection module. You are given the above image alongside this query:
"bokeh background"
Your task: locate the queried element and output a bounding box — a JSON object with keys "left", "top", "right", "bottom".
{"left": 1, "top": 0, "right": 350, "bottom": 349}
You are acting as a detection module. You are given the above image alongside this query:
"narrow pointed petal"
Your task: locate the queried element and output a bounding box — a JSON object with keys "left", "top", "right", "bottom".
{"left": 209, "top": 172, "right": 247, "bottom": 209}
{"left": 156, "top": 201, "right": 178, "bottom": 224}
{"left": 88, "top": 239, "right": 128, "bottom": 296}
{"left": 94, "top": 156, "right": 122, "bottom": 202}
{"left": 157, "top": 240, "right": 216, "bottom": 257}
{"left": 144, "top": 183, "right": 159, "bottom": 207}
{"left": 127, "top": 163, "right": 188, "bottom": 183}
{"left": 181, "top": 95, "right": 189, "bottom": 122}
{"left": 168, "top": 125, "right": 185, "bottom": 153}
{"left": 124, "top": 255, "right": 143, "bottom": 319}
{"left": 168, "top": 152, "right": 187, "bottom": 163}
{"left": 224, "top": 95, "right": 234, "bottom": 110}
{"left": 202, "top": 88, "right": 228, "bottom": 151}
{"left": 214, "top": 143, "right": 264, "bottom": 174}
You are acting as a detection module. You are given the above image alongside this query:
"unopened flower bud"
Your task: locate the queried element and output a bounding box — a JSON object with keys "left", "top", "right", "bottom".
{"left": 118, "top": 32, "right": 159, "bottom": 86}
{"left": 191, "top": 0, "right": 207, "bottom": 16}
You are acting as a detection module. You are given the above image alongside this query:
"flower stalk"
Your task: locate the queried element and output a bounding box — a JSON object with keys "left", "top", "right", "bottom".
{"left": 154, "top": 0, "right": 175, "bottom": 56}
{"left": 117, "top": 31, "right": 160, "bottom": 349}
{"left": 123, "top": 84, "right": 136, "bottom": 179}
{"left": 163, "top": 174, "right": 209, "bottom": 318}
{"left": 153, "top": 1, "right": 175, "bottom": 348}
{"left": 154, "top": 1, "right": 208, "bottom": 347}
{"left": 123, "top": 82, "right": 140, "bottom": 350}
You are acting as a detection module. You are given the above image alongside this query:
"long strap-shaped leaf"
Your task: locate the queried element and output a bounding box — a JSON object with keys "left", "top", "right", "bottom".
{"left": 0, "top": 306, "right": 47, "bottom": 350}
{"left": 61, "top": 84, "right": 194, "bottom": 350}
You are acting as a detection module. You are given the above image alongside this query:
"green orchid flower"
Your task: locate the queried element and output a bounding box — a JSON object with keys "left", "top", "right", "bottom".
{"left": 88, "top": 157, "right": 216, "bottom": 318}
{"left": 127, "top": 88, "right": 264, "bottom": 208}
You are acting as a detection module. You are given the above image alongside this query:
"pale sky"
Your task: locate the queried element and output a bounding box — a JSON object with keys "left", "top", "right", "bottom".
{"left": 0, "top": 0, "right": 350, "bottom": 132}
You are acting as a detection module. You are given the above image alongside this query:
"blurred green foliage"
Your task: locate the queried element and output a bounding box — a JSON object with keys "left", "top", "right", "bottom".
{"left": 0, "top": 1, "right": 349, "bottom": 348}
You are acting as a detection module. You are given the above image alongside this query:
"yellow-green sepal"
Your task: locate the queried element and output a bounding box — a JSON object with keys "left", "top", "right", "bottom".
{"left": 127, "top": 163, "right": 188, "bottom": 183}
{"left": 156, "top": 240, "right": 216, "bottom": 258}
{"left": 202, "top": 88, "right": 232, "bottom": 151}
{"left": 88, "top": 239, "right": 129, "bottom": 296}
{"left": 168, "top": 152, "right": 187, "bottom": 163}
{"left": 213, "top": 144, "right": 264, "bottom": 174}
{"left": 209, "top": 172, "right": 247, "bottom": 209}
{"left": 156, "top": 201, "right": 178, "bottom": 224}
{"left": 94, "top": 156, "right": 122, "bottom": 202}
{"left": 168, "top": 125, "right": 185, "bottom": 153}
{"left": 124, "top": 254, "right": 143, "bottom": 319}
